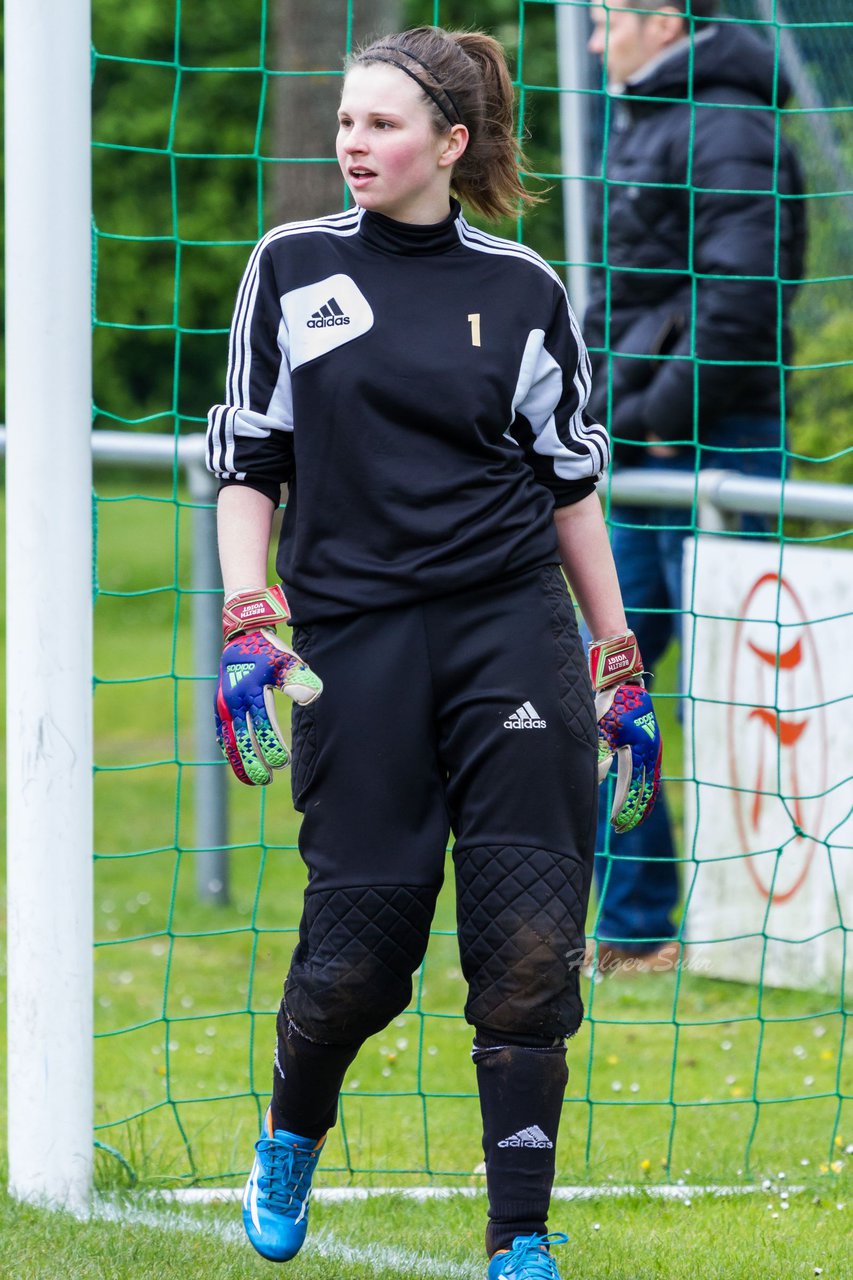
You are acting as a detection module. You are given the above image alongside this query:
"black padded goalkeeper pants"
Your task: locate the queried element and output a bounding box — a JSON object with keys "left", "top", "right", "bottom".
{"left": 283, "top": 564, "right": 598, "bottom": 1046}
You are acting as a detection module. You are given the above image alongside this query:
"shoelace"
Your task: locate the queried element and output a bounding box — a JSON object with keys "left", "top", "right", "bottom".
{"left": 255, "top": 1137, "right": 317, "bottom": 1215}
{"left": 500, "top": 1232, "right": 569, "bottom": 1278}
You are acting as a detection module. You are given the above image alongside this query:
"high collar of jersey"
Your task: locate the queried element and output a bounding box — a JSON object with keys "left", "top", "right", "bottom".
{"left": 358, "top": 199, "right": 462, "bottom": 256}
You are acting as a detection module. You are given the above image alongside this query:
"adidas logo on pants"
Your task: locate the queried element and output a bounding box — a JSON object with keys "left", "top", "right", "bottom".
{"left": 504, "top": 701, "right": 547, "bottom": 729}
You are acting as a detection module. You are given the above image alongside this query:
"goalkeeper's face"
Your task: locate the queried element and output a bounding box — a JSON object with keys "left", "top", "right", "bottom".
{"left": 336, "top": 63, "right": 469, "bottom": 225}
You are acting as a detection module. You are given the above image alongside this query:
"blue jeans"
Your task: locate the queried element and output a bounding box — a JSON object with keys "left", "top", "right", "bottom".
{"left": 593, "top": 415, "right": 786, "bottom": 952}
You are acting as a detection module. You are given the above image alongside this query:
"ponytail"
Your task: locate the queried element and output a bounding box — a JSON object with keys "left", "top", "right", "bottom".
{"left": 349, "top": 27, "right": 541, "bottom": 222}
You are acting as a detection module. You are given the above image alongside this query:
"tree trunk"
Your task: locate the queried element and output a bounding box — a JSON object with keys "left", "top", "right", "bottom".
{"left": 270, "top": 0, "right": 402, "bottom": 223}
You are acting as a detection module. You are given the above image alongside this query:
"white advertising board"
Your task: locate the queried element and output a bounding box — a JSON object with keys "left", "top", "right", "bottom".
{"left": 682, "top": 535, "right": 853, "bottom": 990}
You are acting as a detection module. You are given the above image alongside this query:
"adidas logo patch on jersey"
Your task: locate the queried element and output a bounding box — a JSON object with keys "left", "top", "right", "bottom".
{"left": 498, "top": 1125, "right": 553, "bottom": 1150}
{"left": 504, "top": 701, "right": 547, "bottom": 729}
{"left": 285, "top": 273, "right": 374, "bottom": 369}
{"left": 307, "top": 297, "right": 351, "bottom": 328}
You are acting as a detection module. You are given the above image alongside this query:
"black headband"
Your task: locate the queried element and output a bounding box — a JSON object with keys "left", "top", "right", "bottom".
{"left": 364, "top": 45, "right": 463, "bottom": 126}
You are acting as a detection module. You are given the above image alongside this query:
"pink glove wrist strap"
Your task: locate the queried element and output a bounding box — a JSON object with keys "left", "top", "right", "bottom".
{"left": 222, "top": 583, "right": 291, "bottom": 643}
{"left": 588, "top": 630, "right": 644, "bottom": 691}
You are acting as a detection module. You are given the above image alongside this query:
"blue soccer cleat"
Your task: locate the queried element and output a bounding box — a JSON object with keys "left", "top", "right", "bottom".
{"left": 487, "top": 1232, "right": 569, "bottom": 1280}
{"left": 242, "top": 1107, "right": 325, "bottom": 1262}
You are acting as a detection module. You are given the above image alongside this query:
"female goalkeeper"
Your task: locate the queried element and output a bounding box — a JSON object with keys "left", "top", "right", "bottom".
{"left": 206, "top": 25, "right": 661, "bottom": 1280}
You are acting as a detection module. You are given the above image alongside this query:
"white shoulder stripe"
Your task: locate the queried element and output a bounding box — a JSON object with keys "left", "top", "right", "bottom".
{"left": 231, "top": 209, "right": 363, "bottom": 391}
{"left": 455, "top": 218, "right": 564, "bottom": 289}
{"left": 257, "top": 207, "right": 363, "bottom": 253}
{"left": 210, "top": 209, "right": 363, "bottom": 476}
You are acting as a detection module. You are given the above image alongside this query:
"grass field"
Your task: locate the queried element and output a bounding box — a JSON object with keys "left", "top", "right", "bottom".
{"left": 2, "top": 1183, "right": 852, "bottom": 1280}
{"left": 1, "top": 474, "right": 851, "bottom": 1277}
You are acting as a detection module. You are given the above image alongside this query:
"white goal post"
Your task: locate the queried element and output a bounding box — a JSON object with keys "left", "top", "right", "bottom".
{"left": 5, "top": 0, "right": 93, "bottom": 1211}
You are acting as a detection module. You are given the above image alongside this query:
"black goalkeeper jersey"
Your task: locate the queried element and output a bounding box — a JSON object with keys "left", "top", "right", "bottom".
{"left": 206, "top": 200, "right": 609, "bottom": 623}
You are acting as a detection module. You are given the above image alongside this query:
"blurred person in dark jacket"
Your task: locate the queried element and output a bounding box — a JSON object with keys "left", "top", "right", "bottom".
{"left": 584, "top": 0, "right": 806, "bottom": 966}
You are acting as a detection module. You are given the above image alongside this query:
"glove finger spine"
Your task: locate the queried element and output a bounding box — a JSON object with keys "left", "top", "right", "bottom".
{"left": 215, "top": 686, "right": 254, "bottom": 787}
{"left": 242, "top": 707, "right": 274, "bottom": 785}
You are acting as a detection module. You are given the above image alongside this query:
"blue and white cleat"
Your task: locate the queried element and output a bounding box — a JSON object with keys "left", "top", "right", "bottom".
{"left": 487, "top": 1233, "right": 569, "bottom": 1280}
{"left": 242, "top": 1107, "right": 325, "bottom": 1262}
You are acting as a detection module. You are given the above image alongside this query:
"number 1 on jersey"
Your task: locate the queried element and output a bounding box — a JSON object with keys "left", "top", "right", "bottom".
{"left": 467, "top": 313, "right": 481, "bottom": 347}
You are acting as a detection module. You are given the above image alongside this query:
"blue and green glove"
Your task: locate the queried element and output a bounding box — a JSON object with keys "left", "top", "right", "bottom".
{"left": 589, "top": 631, "right": 662, "bottom": 834}
{"left": 215, "top": 585, "right": 322, "bottom": 786}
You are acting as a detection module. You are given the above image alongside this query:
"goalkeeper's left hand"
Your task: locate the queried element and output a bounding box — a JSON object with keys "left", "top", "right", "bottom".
{"left": 589, "top": 631, "right": 662, "bottom": 834}
{"left": 215, "top": 585, "right": 323, "bottom": 786}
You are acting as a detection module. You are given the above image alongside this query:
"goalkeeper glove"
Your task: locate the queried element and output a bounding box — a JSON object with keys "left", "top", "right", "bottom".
{"left": 215, "top": 585, "right": 322, "bottom": 786}
{"left": 589, "top": 631, "right": 662, "bottom": 834}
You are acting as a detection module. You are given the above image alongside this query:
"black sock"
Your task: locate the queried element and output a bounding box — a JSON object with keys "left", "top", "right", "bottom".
{"left": 473, "top": 1030, "right": 568, "bottom": 1257}
{"left": 270, "top": 1003, "right": 362, "bottom": 1139}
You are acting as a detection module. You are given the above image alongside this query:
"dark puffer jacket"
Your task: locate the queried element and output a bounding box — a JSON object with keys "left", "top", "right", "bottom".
{"left": 584, "top": 21, "right": 806, "bottom": 455}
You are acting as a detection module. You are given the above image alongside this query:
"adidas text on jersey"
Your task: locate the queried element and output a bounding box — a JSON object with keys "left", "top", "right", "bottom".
{"left": 307, "top": 297, "right": 351, "bottom": 329}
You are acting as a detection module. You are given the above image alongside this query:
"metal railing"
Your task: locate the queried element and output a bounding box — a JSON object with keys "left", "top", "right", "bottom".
{"left": 605, "top": 466, "right": 853, "bottom": 529}
{"left": 2, "top": 426, "right": 851, "bottom": 907}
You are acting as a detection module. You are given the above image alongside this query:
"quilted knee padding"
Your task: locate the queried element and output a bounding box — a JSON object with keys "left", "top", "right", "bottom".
{"left": 455, "top": 845, "right": 587, "bottom": 1040}
{"left": 285, "top": 884, "right": 438, "bottom": 1043}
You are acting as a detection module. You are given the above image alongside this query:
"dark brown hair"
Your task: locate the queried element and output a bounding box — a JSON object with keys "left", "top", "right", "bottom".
{"left": 348, "top": 26, "right": 540, "bottom": 222}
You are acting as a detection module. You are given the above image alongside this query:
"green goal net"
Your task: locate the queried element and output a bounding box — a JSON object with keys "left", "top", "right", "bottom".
{"left": 88, "top": 0, "right": 852, "bottom": 1191}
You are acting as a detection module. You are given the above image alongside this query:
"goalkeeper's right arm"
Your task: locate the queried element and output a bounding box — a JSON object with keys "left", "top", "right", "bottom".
{"left": 214, "top": 484, "right": 323, "bottom": 787}
{"left": 216, "top": 483, "right": 278, "bottom": 597}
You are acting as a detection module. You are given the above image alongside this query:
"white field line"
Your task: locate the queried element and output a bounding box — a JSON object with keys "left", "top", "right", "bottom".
{"left": 88, "top": 1185, "right": 805, "bottom": 1280}
{"left": 155, "top": 1182, "right": 802, "bottom": 1205}
{"left": 92, "top": 1197, "right": 481, "bottom": 1279}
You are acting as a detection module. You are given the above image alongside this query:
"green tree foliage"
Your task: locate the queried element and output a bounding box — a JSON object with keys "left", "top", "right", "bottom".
{"left": 789, "top": 310, "right": 853, "bottom": 487}
{"left": 92, "top": 0, "right": 266, "bottom": 430}
{"left": 785, "top": 117, "right": 853, "bottom": 487}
